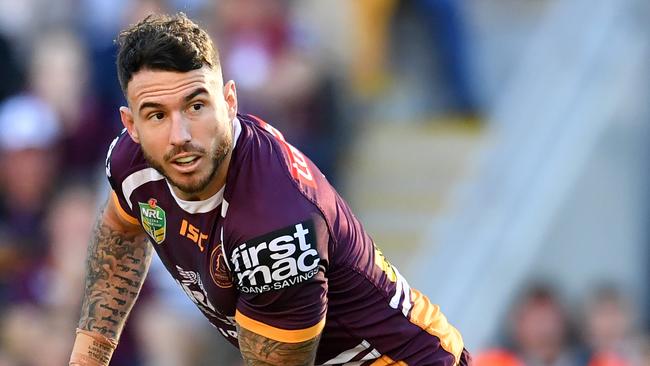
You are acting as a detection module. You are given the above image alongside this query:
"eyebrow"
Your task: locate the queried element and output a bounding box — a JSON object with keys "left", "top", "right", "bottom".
{"left": 138, "top": 87, "right": 209, "bottom": 113}
{"left": 139, "top": 101, "right": 164, "bottom": 113}
{"left": 184, "top": 87, "right": 209, "bottom": 102}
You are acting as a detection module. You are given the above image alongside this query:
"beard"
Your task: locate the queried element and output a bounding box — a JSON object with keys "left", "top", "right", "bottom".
{"left": 143, "top": 133, "right": 232, "bottom": 197}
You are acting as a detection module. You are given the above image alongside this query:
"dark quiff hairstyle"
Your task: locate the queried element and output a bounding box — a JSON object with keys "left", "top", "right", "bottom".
{"left": 115, "top": 13, "right": 219, "bottom": 95}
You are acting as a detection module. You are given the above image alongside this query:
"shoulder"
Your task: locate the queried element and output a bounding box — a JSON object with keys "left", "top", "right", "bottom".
{"left": 241, "top": 114, "right": 320, "bottom": 192}
{"left": 225, "top": 116, "right": 325, "bottom": 242}
{"left": 233, "top": 115, "right": 330, "bottom": 213}
{"left": 105, "top": 129, "right": 150, "bottom": 187}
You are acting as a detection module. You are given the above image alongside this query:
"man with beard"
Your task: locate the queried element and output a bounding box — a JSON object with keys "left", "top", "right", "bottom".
{"left": 69, "top": 13, "right": 471, "bottom": 366}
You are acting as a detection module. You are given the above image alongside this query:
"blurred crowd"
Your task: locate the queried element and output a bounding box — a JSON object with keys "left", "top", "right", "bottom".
{"left": 475, "top": 283, "right": 649, "bottom": 366}
{"left": 0, "top": 0, "right": 646, "bottom": 365}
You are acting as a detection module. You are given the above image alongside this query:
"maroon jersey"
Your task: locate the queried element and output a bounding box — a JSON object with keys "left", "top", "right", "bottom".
{"left": 106, "top": 114, "right": 468, "bottom": 365}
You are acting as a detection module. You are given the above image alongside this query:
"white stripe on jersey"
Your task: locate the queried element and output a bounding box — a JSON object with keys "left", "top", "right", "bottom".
{"left": 221, "top": 199, "right": 229, "bottom": 218}
{"left": 220, "top": 227, "right": 231, "bottom": 272}
{"left": 232, "top": 116, "right": 242, "bottom": 148}
{"left": 340, "top": 349, "right": 382, "bottom": 365}
{"left": 389, "top": 267, "right": 412, "bottom": 317}
{"left": 122, "top": 168, "right": 165, "bottom": 209}
{"left": 105, "top": 130, "right": 124, "bottom": 178}
{"left": 321, "top": 340, "right": 380, "bottom": 365}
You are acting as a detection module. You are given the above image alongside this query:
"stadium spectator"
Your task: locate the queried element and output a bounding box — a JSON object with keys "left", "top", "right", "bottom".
{"left": 475, "top": 283, "right": 580, "bottom": 366}
{"left": 411, "top": 0, "right": 477, "bottom": 116}
{"left": 577, "top": 285, "right": 646, "bottom": 366}
{"left": 29, "top": 29, "right": 120, "bottom": 179}
{"left": 351, "top": 0, "right": 477, "bottom": 120}
{"left": 348, "top": 0, "right": 398, "bottom": 98}
{"left": 0, "top": 94, "right": 61, "bottom": 307}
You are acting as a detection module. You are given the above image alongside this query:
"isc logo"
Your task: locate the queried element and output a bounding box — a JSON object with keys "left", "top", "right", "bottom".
{"left": 179, "top": 219, "right": 208, "bottom": 252}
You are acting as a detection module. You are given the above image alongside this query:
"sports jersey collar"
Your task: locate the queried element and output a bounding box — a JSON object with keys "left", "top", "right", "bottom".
{"left": 167, "top": 180, "right": 224, "bottom": 213}
{"left": 166, "top": 117, "right": 241, "bottom": 214}
{"left": 232, "top": 116, "right": 242, "bottom": 149}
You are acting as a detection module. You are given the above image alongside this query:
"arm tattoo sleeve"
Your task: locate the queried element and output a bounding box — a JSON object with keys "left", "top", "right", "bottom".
{"left": 237, "top": 324, "right": 321, "bottom": 366}
{"left": 78, "top": 205, "right": 152, "bottom": 340}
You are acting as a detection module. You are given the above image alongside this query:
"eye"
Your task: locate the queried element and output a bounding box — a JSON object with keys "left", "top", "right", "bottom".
{"left": 191, "top": 103, "right": 204, "bottom": 111}
{"left": 150, "top": 112, "right": 165, "bottom": 121}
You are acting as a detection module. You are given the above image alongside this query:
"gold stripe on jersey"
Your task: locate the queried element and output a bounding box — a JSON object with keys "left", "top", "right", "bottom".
{"left": 374, "top": 245, "right": 397, "bottom": 282}
{"left": 235, "top": 310, "right": 325, "bottom": 343}
{"left": 112, "top": 191, "right": 139, "bottom": 225}
{"left": 369, "top": 355, "right": 408, "bottom": 365}
{"left": 408, "top": 289, "right": 464, "bottom": 364}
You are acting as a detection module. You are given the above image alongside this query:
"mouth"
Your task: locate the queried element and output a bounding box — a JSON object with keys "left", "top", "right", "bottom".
{"left": 170, "top": 154, "right": 202, "bottom": 173}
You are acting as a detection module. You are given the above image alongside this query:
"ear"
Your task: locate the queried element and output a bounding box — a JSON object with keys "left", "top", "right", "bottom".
{"left": 223, "top": 80, "right": 238, "bottom": 120}
{"left": 119, "top": 106, "right": 140, "bottom": 143}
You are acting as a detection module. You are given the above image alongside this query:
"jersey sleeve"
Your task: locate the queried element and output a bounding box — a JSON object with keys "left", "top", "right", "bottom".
{"left": 229, "top": 212, "right": 330, "bottom": 343}
{"left": 109, "top": 190, "right": 139, "bottom": 225}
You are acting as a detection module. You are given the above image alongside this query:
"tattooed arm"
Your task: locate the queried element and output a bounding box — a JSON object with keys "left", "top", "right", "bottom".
{"left": 237, "top": 324, "right": 321, "bottom": 366}
{"left": 69, "top": 194, "right": 152, "bottom": 365}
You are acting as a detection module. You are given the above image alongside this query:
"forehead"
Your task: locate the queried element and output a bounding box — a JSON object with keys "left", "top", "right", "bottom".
{"left": 127, "top": 67, "right": 221, "bottom": 106}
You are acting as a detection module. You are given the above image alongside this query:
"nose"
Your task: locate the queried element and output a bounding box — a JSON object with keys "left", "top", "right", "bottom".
{"left": 169, "top": 113, "right": 191, "bottom": 146}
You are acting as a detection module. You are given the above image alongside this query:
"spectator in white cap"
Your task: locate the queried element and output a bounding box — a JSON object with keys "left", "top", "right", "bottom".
{"left": 0, "top": 93, "right": 61, "bottom": 303}
{"left": 0, "top": 94, "right": 60, "bottom": 150}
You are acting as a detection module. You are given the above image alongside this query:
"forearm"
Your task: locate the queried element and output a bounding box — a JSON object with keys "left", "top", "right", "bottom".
{"left": 237, "top": 325, "right": 320, "bottom": 366}
{"left": 77, "top": 204, "right": 152, "bottom": 340}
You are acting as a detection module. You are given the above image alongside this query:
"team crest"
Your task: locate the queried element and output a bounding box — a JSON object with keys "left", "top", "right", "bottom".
{"left": 139, "top": 198, "right": 166, "bottom": 244}
{"left": 210, "top": 244, "right": 233, "bottom": 288}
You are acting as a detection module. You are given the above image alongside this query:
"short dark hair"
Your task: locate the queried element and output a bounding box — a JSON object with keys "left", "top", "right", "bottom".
{"left": 115, "top": 13, "right": 219, "bottom": 95}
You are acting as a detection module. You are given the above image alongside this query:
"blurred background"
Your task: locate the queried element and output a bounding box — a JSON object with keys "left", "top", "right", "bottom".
{"left": 0, "top": 0, "right": 647, "bottom": 365}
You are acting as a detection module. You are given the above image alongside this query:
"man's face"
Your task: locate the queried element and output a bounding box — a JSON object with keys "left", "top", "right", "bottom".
{"left": 120, "top": 66, "right": 237, "bottom": 200}
{"left": 514, "top": 299, "right": 566, "bottom": 362}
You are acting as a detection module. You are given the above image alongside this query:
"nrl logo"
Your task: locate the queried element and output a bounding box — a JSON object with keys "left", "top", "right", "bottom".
{"left": 139, "top": 198, "right": 166, "bottom": 244}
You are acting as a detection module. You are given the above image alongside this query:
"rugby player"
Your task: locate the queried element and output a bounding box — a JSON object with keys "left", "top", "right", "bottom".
{"left": 69, "top": 13, "right": 471, "bottom": 366}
